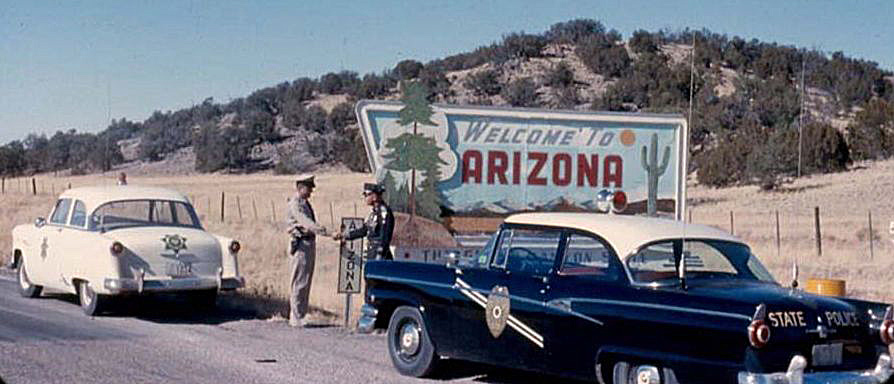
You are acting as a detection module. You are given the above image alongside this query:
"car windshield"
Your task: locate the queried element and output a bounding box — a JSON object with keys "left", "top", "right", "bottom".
{"left": 90, "top": 200, "right": 201, "bottom": 231}
{"left": 625, "top": 239, "right": 776, "bottom": 285}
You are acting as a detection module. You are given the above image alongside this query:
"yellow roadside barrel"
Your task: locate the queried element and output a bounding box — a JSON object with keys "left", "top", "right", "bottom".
{"left": 805, "top": 278, "right": 846, "bottom": 297}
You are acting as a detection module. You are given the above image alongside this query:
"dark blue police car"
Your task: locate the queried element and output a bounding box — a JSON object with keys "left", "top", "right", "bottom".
{"left": 359, "top": 213, "right": 894, "bottom": 384}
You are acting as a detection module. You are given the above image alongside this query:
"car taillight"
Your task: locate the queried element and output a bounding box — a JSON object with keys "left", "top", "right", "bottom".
{"left": 612, "top": 190, "right": 627, "bottom": 213}
{"left": 229, "top": 240, "right": 241, "bottom": 254}
{"left": 881, "top": 320, "right": 894, "bottom": 344}
{"left": 748, "top": 319, "right": 771, "bottom": 348}
{"left": 110, "top": 241, "right": 124, "bottom": 255}
{"left": 882, "top": 306, "right": 894, "bottom": 344}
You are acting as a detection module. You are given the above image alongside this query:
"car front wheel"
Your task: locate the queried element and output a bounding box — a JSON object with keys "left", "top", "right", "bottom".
{"left": 17, "top": 260, "right": 42, "bottom": 298}
{"left": 387, "top": 306, "right": 438, "bottom": 377}
{"left": 78, "top": 281, "right": 105, "bottom": 316}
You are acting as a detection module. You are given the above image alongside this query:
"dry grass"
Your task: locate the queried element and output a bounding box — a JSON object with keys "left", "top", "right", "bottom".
{"left": 3, "top": 158, "right": 894, "bottom": 324}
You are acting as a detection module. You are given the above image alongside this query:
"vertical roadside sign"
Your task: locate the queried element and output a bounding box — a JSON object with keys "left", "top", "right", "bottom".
{"left": 338, "top": 217, "right": 365, "bottom": 294}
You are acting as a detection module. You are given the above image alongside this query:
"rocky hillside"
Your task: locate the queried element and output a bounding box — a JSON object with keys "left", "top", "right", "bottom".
{"left": 2, "top": 19, "right": 892, "bottom": 187}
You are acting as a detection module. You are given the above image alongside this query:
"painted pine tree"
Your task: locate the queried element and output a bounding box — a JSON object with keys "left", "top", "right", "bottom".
{"left": 382, "top": 81, "right": 437, "bottom": 218}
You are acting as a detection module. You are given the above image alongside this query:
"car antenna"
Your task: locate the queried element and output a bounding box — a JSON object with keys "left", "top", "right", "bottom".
{"left": 678, "top": 32, "right": 696, "bottom": 292}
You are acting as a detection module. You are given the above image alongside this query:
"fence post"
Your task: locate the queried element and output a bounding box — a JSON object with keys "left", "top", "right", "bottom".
{"left": 1, "top": 177, "right": 4, "bottom": 194}
{"left": 775, "top": 210, "right": 781, "bottom": 259}
{"left": 814, "top": 206, "right": 822, "bottom": 257}
{"left": 220, "top": 191, "right": 225, "bottom": 222}
{"left": 236, "top": 196, "right": 243, "bottom": 221}
{"left": 868, "top": 210, "right": 874, "bottom": 260}
{"left": 252, "top": 197, "right": 259, "bottom": 220}
{"left": 270, "top": 200, "right": 277, "bottom": 222}
{"left": 729, "top": 211, "right": 735, "bottom": 235}
{"left": 688, "top": 208, "right": 692, "bottom": 223}
{"left": 32, "top": 178, "right": 37, "bottom": 195}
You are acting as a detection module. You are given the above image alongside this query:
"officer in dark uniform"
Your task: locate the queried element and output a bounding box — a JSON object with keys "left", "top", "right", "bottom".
{"left": 334, "top": 183, "right": 395, "bottom": 260}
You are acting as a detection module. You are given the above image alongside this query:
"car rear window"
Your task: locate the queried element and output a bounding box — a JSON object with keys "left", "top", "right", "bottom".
{"left": 91, "top": 200, "right": 200, "bottom": 230}
{"left": 560, "top": 233, "right": 621, "bottom": 280}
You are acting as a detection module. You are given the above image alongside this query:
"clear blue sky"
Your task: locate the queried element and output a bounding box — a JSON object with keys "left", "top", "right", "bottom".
{"left": 1, "top": 0, "right": 892, "bottom": 144}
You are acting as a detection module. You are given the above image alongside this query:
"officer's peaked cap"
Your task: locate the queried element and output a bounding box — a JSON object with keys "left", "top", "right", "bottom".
{"left": 295, "top": 174, "right": 316, "bottom": 188}
{"left": 363, "top": 183, "right": 385, "bottom": 195}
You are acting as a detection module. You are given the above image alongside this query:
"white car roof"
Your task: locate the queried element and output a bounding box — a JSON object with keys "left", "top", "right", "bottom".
{"left": 58, "top": 186, "right": 190, "bottom": 213}
{"left": 504, "top": 212, "right": 743, "bottom": 257}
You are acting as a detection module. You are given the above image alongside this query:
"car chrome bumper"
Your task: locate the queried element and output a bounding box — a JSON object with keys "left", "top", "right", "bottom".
{"left": 103, "top": 276, "right": 244, "bottom": 293}
{"left": 357, "top": 304, "right": 378, "bottom": 333}
{"left": 738, "top": 354, "right": 893, "bottom": 384}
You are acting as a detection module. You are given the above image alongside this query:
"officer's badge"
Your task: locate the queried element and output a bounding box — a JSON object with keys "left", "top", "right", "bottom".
{"left": 485, "top": 285, "right": 510, "bottom": 338}
{"left": 161, "top": 234, "right": 188, "bottom": 256}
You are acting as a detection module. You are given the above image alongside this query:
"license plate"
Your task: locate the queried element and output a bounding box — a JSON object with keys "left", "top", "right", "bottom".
{"left": 165, "top": 261, "right": 193, "bottom": 278}
{"left": 812, "top": 343, "right": 843, "bottom": 366}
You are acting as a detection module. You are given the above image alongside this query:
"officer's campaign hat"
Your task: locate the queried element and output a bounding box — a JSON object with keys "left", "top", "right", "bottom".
{"left": 362, "top": 183, "right": 385, "bottom": 195}
{"left": 295, "top": 174, "right": 316, "bottom": 188}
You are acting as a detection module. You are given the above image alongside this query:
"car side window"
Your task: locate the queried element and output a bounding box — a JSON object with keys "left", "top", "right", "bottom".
{"left": 493, "top": 228, "right": 561, "bottom": 276}
{"left": 560, "top": 233, "right": 621, "bottom": 281}
{"left": 69, "top": 200, "right": 87, "bottom": 228}
{"left": 50, "top": 198, "right": 72, "bottom": 225}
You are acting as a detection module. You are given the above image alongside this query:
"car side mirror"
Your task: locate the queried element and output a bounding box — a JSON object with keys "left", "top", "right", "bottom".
{"left": 445, "top": 252, "right": 459, "bottom": 270}
{"left": 34, "top": 217, "right": 46, "bottom": 228}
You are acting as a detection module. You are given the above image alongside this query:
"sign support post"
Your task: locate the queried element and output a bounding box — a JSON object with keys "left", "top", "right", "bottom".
{"left": 337, "top": 217, "right": 365, "bottom": 329}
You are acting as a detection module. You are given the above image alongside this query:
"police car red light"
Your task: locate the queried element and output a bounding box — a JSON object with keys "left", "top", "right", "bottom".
{"left": 110, "top": 241, "right": 124, "bottom": 255}
{"left": 612, "top": 190, "right": 627, "bottom": 212}
{"left": 229, "top": 240, "right": 241, "bottom": 254}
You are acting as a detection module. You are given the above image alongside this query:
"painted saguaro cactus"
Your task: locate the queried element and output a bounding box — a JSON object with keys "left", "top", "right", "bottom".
{"left": 641, "top": 133, "right": 670, "bottom": 216}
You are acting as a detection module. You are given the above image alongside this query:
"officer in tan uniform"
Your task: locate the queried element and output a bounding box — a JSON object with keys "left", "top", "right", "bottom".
{"left": 285, "top": 174, "right": 329, "bottom": 327}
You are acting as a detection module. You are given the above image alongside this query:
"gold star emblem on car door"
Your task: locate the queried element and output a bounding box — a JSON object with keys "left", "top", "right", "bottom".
{"left": 161, "top": 234, "right": 188, "bottom": 256}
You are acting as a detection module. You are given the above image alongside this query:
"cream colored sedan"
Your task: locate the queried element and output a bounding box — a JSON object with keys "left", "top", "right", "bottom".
{"left": 10, "top": 186, "right": 244, "bottom": 315}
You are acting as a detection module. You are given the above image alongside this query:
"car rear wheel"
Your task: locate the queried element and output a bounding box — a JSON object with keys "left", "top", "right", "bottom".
{"left": 387, "top": 306, "right": 438, "bottom": 377}
{"left": 17, "top": 260, "right": 42, "bottom": 298}
{"left": 78, "top": 281, "right": 105, "bottom": 316}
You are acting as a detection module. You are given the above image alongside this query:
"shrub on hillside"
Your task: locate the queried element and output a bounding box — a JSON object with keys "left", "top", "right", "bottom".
{"left": 501, "top": 77, "right": 539, "bottom": 107}
{"left": 394, "top": 59, "right": 424, "bottom": 80}
{"left": 418, "top": 66, "right": 451, "bottom": 101}
{"left": 318, "top": 71, "right": 359, "bottom": 94}
{"left": 501, "top": 33, "right": 547, "bottom": 59}
{"left": 351, "top": 73, "right": 395, "bottom": 99}
{"left": 846, "top": 99, "right": 894, "bottom": 160}
{"left": 629, "top": 30, "right": 659, "bottom": 54}
{"left": 464, "top": 68, "right": 502, "bottom": 96}
{"left": 544, "top": 62, "right": 575, "bottom": 88}
{"left": 545, "top": 19, "right": 609, "bottom": 44}
{"left": 576, "top": 36, "right": 630, "bottom": 78}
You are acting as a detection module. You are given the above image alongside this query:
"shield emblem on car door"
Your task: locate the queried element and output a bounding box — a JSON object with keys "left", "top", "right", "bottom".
{"left": 486, "top": 285, "right": 510, "bottom": 338}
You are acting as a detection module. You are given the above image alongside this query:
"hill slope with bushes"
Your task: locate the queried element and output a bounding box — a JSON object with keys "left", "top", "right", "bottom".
{"left": 1, "top": 19, "right": 892, "bottom": 187}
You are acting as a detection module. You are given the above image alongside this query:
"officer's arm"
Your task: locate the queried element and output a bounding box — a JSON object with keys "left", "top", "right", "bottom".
{"left": 343, "top": 223, "right": 368, "bottom": 240}
{"left": 380, "top": 208, "right": 395, "bottom": 250}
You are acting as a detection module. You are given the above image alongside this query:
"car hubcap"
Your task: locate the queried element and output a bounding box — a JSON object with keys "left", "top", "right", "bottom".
{"left": 81, "top": 283, "right": 93, "bottom": 307}
{"left": 398, "top": 321, "right": 421, "bottom": 358}
{"left": 635, "top": 366, "right": 660, "bottom": 384}
{"left": 18, "top": 264, "right": 30, "bottom": 290}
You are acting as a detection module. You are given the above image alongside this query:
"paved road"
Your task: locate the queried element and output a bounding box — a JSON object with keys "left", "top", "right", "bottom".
{"left": 0, "top": 270, "right": 570, "bottom": 384}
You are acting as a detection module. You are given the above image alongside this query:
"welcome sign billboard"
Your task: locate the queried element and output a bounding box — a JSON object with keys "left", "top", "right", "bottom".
{"left": 355, "top": 101, "right": 688, "bottom": 221}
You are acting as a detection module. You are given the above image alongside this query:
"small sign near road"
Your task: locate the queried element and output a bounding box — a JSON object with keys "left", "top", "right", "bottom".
{"left": 338, "top": 217, "right": 365, "bottom": 294}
